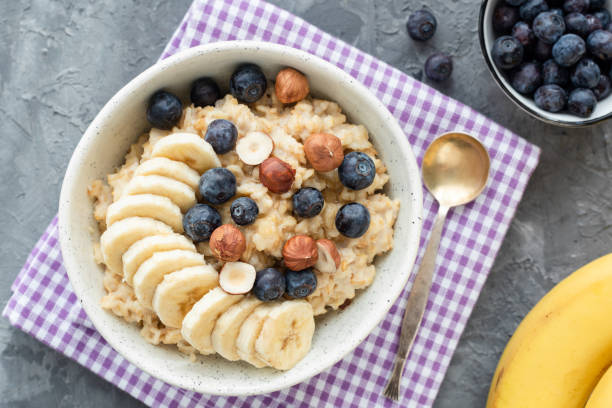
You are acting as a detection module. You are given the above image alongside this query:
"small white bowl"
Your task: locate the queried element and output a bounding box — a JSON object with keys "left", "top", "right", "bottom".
{"left": 58, "top": 41, "right": 423, "bottom": 396}
{"left": 479, "top": 0, "right": 612, "bottom": 127}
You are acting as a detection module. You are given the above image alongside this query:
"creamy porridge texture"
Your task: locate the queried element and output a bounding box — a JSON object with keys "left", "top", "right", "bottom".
{"left": 88, "top": 65, "right": 399, "bottom": 369}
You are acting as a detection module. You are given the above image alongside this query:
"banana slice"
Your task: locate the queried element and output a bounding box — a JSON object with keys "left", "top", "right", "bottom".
{"left": 132, "top": 249, "right": 206, "bottom": 309}
{"left": 181, "top": 287, "right": 243, "bottom": 354}
{"left": 123, "top": 175, "right": 196, "bottom": 212}
{"left": 151, "top": 132, "right": 221, "bottom": 173}
{"left": 152, "top": 265, "right": 219, "bottom": 328}
{"left": 255, "top": 300, "right": 315, "bottom": 370}
{"left": 100, "top": 217, "right": 173, "bottom": 275}
{"left": 211, "top": 296, "right": 262, "bottom": 361}
{"left": 106, "top": 194, "right": 183, "bottom": 232}
{"left": 122, "top": 234, "right": 196, "bottom": 285}
{"left": 236, "top": 131, "right": 274, "bottom": 165}
{"left": 135, "top": 157, "right": 200, "bottom": 190}
{"left": 236, "top": 304, "right": 275, "bottom": 368}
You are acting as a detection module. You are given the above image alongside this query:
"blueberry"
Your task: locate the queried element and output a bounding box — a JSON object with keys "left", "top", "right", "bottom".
{"left": 506, "top": 0, "right": 527, "bottom": 6}
{"left": 534, "top": 38, "right": 554, "bottom": 60}
{"left": 534, "top": 84, "right": 568, "bottom": 111}
{"left": 407, "top": 9, "right": 437, "bottom": 40}
{"left": 424, "top": 53, "right": 453, "bottom": 82}
{"left": 338, "top": 152, "right": 376, "bottom": 190}
{"left": 146, "top": 90, "right": 182, "bottom": 130}
{"left": 585, "top": 14, "right": 604, "bottom": 32}
{"left": 190, "top": 77, "right": 220, "bottom": 107}
{"left": 199, "top": 168, "right": 236, "bottom": 205}
{"left": 563, "top": 0, "right": 590, "bottom": 13}
{"left": 493, "top": 5, "right": 520, "bottom": 33}
{"left": 590, "top": 0, "right": 606, "bottom": 8}
{"left": 542, "top": 59, "right": 570, "bottom": 85}
{"left": 594, "top": 9, "right": 611, "bottom": 27}
{"left": 229, "top": 63, "right": 267, "bottom": 103}
{"left": 204, "top": 119, "right": 237, "bottom": 154}
{"left": 183, "top": 204, "right": 222, "bottom": 242}
{"left": 285, "top": 268, "right": 317, "bottom": 299}
{"left": 571, "top": 58, "right": 602, "bottom": 87}
{"left": 520, "top": 0, "right": 550, "bottom": 22}
{"left": 511, "top": 62, "right": 543, "bottom": 94}
{"left": 230, "top": 197, "right": 259, "bottom": 226}
{"left": 565, "top": 12, "right": 590, "bottom": 37}
{"left": 252, "top": 268, "right": 285, "bottom": 301}
{"left": 587, "top": 29, "right": 612, "bottom": 60}
{"left": 567, "top": 88, "right": 597, "bottom": 116}
{"left": 552, "top": 34, "right": 587, "bottom": 66}
{"left": 593, "top": 74, "right": 612, "bottom": 99}
{"left": 335, "top": 203, "right": 370, "bottom": 238}
{"left": 492, "top": 35, "right": 525, "bottom": 69}
{"left": 533, "top": 11, "right": 567, "bottom": 44}
{"left": 512, "top": 22, "right": 536, "bottom": 47}
{"left": 292, "top": 188, "right": 324, "bottom": 218}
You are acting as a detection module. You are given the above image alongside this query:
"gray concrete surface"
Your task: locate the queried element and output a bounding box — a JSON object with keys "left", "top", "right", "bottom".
{"left": 1, "top": 0, "right": 610, "bottom": 407}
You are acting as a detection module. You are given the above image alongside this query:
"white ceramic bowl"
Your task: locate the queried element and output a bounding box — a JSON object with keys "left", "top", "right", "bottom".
{"left": 479, "top": 0, "right": 612, "bottom": 127}
{"left": 58, "top": 41, "right": 423, "bottom": 396}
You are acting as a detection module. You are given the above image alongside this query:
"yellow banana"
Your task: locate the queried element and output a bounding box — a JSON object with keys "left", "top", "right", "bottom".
{"left": 486, "top": 253, "right": 612, "bottom": 408}
{"left": 585, "top": 364, "right": 612, "bottom": 408}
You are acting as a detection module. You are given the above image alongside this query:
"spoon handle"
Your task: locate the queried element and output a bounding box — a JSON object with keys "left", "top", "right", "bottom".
{"left": 383, "top": 204, "right": 450, "bottom": 401}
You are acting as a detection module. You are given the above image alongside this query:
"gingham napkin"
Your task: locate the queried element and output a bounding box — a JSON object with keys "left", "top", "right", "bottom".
{"left": 3, "top": 0, "right": 540, "bottom": 406}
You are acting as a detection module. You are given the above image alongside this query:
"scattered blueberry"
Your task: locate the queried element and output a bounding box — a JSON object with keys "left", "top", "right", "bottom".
{"left": 563, "top": 0, "right": 589, "bottom": 13}
{"left": 407, "top": 9, "right": 437, "bottom": 40}
{"left": 565, "top": 12, "right": 590, "bottom": 36}
{"left": 292, "top": 188, "right": 324, "bottom": 218}
{"left": 512, "top": 62, "right": 543, "bottom": 93}
{"left": 567, "top": 87, "right": 597, "bottom": 116}
{"left": 506, "top": 0, "right": 528, "bottom": 6}
{"left": 204, "top": 119, "right": 238, "bottom": 154}
{"left": 338, "top": 152, "right": 376, "bottom": 190}
{"left": 520, "top": 0, "right": 550, "bottom": 22}
{"left": 183, "top": 204, "right": 222, "bottom": 242}
{"left": 586, "top": 13, "right": 604, "bottom": 32}
{"left": 533, "top": 11, "right": 567, "bottom": 43}
{"left": 534, "top": 38, "right": 554, "bottom": 60}
{"left": 190, "top": 77, "right": 220, "bottom": 107}
{"left": 593, "top": 74, "right": 612, "bottom": 99}
{"left": 146, "top": 90, "right": 182, "bottom": 130}
{"left": 335, "top": 203, "right": 371, "bottom": 238}
{"left": 594, "top": 9, "right": 611, "bottom": 27}
{"left": 230, "top": 197, "right": 259, "bottom": 226}
{"left": 492, "top": 35, "right": 525, "bottom": 69}
{"left": 199, "top": 168, "right": 236, "bottom": 205}
{"left": 587, "top": 29, "right": 612, "bottom": 60}
{"left": 493, "top": 5, "right": 520, "bottom": 33}
{"left": 252, "top": 268, "right": 285, "bottom": 301}
{"left": 425, "top": 53, "right": 453, "bottom": 81}
{"left": 534, "top": 84, "right": 568, "bottom": 111}
{"left": 512, "top": 21, "right": 536, "bottom": 47}
{"left": 542, "top": 59, "right": 570, "bottom": 84}
{"left": 571, "top": 58, "right": 602, "bottom": 87}
{"left": 285, "top": 268, "right": 317, "bottom": 299}
{"left": 552, "top": 33, "right": 587, "bottom": 66}
{"left": 229, "top": 63, "right": 267, "bottom": 103}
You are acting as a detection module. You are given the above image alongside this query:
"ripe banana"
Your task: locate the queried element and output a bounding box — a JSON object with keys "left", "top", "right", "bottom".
{"left": 181, "top": 287, "right": 243, "bottom": 355}
{"left": 100, "top": 217, "right": 173, "bottom": 275}
{"left": 150, "top": 132, "right": 221, "bottom": 173}
{"left": 487, "top": 253, "right": 612, "bottom": 408}
{"left": 235, "top": 303, "right": 274, "bottom": 368}
{"left": 585, "top": 364, "right": 612, "bottom": 408}
{"left": 135, "top": 157, "right": 200, "bottom": 190}
{"left": 106, "top": 194, "right": 184, "bottom": 232}
{"left": 152, "top": 265, "right": 219, "bottom": 328}
{"left": 211, "top": 296, "right": 262, "bottom": 361}
{"left": 123, "top": 175, "right": 196, "bottom": 212}
{"left": 132, "top": 249, "right": 206, "bottom": 309}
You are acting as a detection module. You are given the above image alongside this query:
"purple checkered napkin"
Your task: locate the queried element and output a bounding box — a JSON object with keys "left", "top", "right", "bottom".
{"left": 3, "top": 0, "right": 540, "bottom": 406}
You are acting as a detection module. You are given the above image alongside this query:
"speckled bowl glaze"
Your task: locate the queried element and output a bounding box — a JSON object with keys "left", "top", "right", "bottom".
{"left": 479, "top": 0, "right": 612, "bottom": 127}
{"left": 58, "top": 41, "right": 422, "bottom": 396}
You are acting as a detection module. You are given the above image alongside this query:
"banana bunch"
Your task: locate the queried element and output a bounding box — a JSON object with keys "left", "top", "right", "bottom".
{"left": 98, "top": 130, "right": 315, "bottom": 370}
{"left": 486, "top": 253, "right": 612, "bottom": 408}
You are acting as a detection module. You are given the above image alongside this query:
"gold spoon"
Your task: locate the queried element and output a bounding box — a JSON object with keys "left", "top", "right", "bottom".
{"left": 383, "top": 131, "right": 490, "bottom": 401}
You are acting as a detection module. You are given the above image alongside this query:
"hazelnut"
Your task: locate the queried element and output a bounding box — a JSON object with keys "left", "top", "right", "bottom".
{"left": 304, "top": 133, "right": 344, "bottom": 172}
{"left": 314, "top": 239, "right": 341, "bottom": 273}
{"left": 209, "top": 224, "right": 246, "bottom": 262}
{"left": 275, "top": 68, "right": 310, "bottom": 104}
{"left": 259, "top": 157, "right": 295, "bottom": 193}
{"left": 282, "top": 235, "right": 318, "bottom": 271}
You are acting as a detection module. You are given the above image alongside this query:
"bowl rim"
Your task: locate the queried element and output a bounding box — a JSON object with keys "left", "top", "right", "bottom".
{"left": 478, "top": 0, "right": 612, "bottom": 128}
{"left": 58, "top": 40, "right": 423, "bottom": 395}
